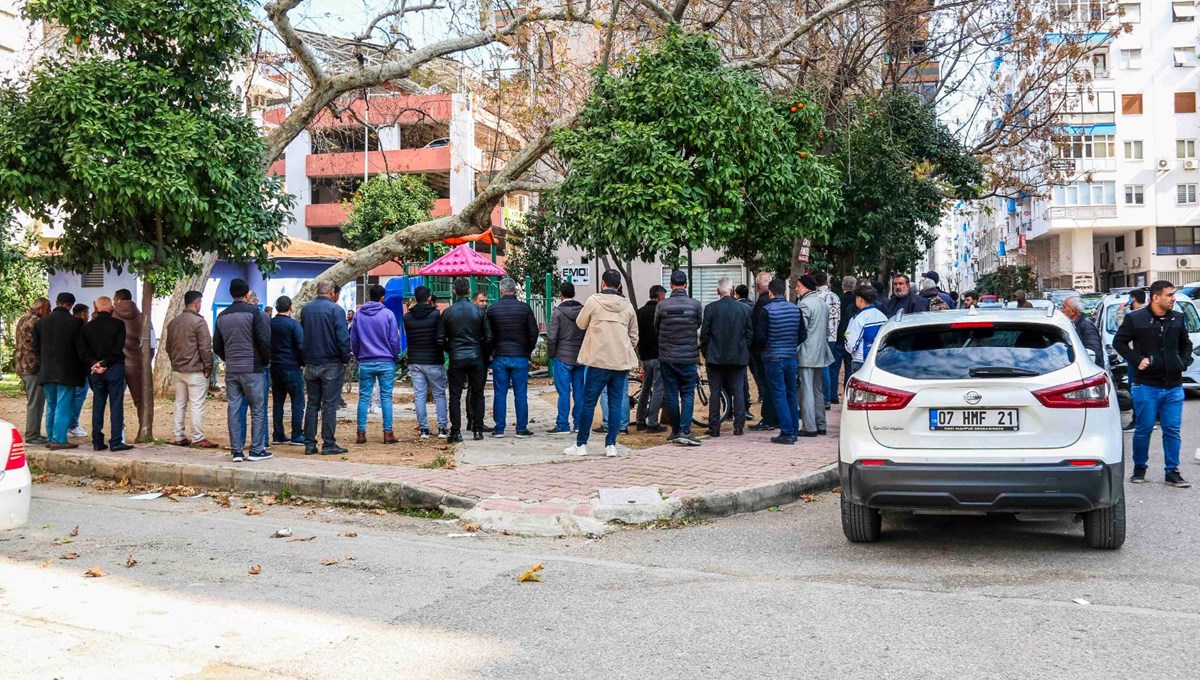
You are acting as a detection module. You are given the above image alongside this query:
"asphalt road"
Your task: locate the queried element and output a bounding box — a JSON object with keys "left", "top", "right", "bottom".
{"left": 3, "top": 400, "right": 1200, "bottom": 679}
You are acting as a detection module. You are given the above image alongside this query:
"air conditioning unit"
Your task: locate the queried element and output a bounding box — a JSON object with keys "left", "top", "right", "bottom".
{"left": 1159, "top": 158, "right": 1172, "bottom": 171}
{"left": 1179, "top": 258, "right": 1192, "bottom": 269}
{"left": 1187, "top": 159, "right": 1199, "bottom": 171}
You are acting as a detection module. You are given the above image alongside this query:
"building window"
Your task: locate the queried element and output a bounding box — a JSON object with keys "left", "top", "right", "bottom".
{"left": 1177, "top": 183, "right": 1198, "bottom": 204}
{"left": 1177, "top": 92, "right": 1197, "bottom": 113}
{"left": 1056, "top": 134, "right": 1115, "bottom": 159}
{"left": 1118, "top": 48, "right": 1142, "bottom": 69}
{"left": 81, "top": 263, "right": 105, "bottom": 288}
{"left": 1054, "top": 0, "right": 1109, "bottom": 21}
{"left": 1173, "top": 1, "right": 1196, "bottom": 22}
{"left": 1124, "top": 185, "right": 1145, "bottom": 205}
{"left": 1116, "top": 235, "right": 1126, "bottom": 252}
{"left": 1173, "top": 47, "right": 1197, "bottom": 67}
{"left": 1177, "top": 139, "right": 1196, "bottom": 158}
{"left": 1136, "top": 229, "right": 1144, "bottom": 247}
{"left": 1157, "top": 226, "right": 1200, "bottom": 254}
{"left": 1052, "top": 180, "right": 1116, "bottom": 205}
{"left": 1124, "top": 139, "right": 1143, "bottom": 159}
{"left": 1121, "top": 93, "right": 1143, "bottom": 114}
{"left": 1118, "top": 3, "right": 1140, "bottom": 22}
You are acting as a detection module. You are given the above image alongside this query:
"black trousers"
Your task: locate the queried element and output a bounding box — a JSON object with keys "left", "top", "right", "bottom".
{"left": 707, "top": 364, "right": 747, "bottom": 434}
{"left": 750, "top": 357, "right": 776, "bottom": 426}
{"left": 449, "top": 358, "right": 487, "bottom": 434}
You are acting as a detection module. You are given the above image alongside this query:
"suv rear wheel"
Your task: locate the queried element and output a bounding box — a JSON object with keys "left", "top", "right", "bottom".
{"left": 841, "top": 493, "right": 882, "bottom": 543}
{"left": 1083, "top": 496, "right": 1126, "bottom": 550}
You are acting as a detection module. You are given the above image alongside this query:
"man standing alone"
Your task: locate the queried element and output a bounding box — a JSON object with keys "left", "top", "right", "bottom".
{"left": 214, "top": 279, "right": 273, "bottom": 462}
{"left": 166, "top": 291, "right": 218, "bottom": 448}
{"left": 351, "top": 284, "right": 402, "bottom": 445}
{"left": 487, "top": 277, "right": 538, "bottom": 438}
{"left": 15, "top": 297, "right": 49, "bottom": 445}
{"left": 700, "top": 277, "right": 752, "bottom": 436}
{"left": 1114, "top": 280, "right": 1193, "bottom": 488}
{"left": 403, "top": 286, "right": 449, "bottom": 439}
{"left": 635, "top": 285, "right": 667, "bottom": 433}
{"left": 795, "top": 275, "right": 834, "bottom": 436}
{"left": 269, "top": 296, "right": 305, "bottom": 446}
{"left": 754, "top": 279, "right": 805, "bottom": 445}
{"left": 79, "top": 296, "right": 133, "bottom": 452}
{"left": 301, "top": 280, "right": 352, "bottom": 455}
{"left": 112, "top": 289, "right": 146, "bottom": 431}
{"left": 546, "top": 281, "right": 587, "bottom": 434}
{"left": 34, "top": 293, "right": 86, "bottom": 449}
{"left": 656, "top": 270, "right": 703, "bottom": 447}
{"left": 440, "top": 277, "right": 492, "bottom": 442}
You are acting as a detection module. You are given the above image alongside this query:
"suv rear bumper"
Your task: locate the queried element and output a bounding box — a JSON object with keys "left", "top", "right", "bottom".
{"left": 840, "top": 460, "right": 1123, "bottom": 513}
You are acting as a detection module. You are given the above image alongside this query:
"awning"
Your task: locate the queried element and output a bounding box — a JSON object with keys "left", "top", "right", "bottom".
{"left": 1044, "top": 32, "right": 1113, "bottom": 45}
{"left": 1058, "top": 123, "right": 1117, "bottom": 135}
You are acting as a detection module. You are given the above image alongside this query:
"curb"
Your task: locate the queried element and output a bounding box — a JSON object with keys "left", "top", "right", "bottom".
{"left": 26, "top": 449, "right": 477, "bottom": 512}
{"left": 679, "top": 462, "right": 840, "bottom": 518}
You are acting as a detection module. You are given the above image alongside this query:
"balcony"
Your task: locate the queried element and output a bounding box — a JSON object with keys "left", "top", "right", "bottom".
{"left": 306, "top": 198, "right": 452, "bottom": 228}
{"left": 306, "top": 147, "right": 452, "bottom": 179}
{"left": 1045, "top": 205, "right": 1118, "bottom": 220}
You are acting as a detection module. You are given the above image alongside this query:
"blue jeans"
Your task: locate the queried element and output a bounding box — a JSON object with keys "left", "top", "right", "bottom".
{"left": 271, "top": 366, "right": 305, "bottom": 442}
{"left": 599, "top": 383, "right": 630, "bottom": 431}
{"left": 42, "top": 382, "right": 77, "bottom": 445}
{"left": 491, "top": 356, "right": 530, "bottom": 434}
{"left": 89, "top": 363, "right": 126, "bottom": 447}
{"left": 764, "top": 356, "right": 800, "bottom": 438}
{"left": 1131, "top": 384, "right": 1184, "bottom": 473}
{"left": 357, "top": 361, "right": 397, "bottom": 432}
{"left": 227, "top": 372, "right": 267, "bottom": 456}
{"left": 824, "top": 342, "right": 844, "bottom": 404}
{"left": 410, "top": 363, "right": 448, "bottom": 431}
{"left": 69, "top": 383, "right": 89, "bottom": 430}
{"left": 552, "top": 359, "right": 586, "bottom": 431}
{"left": 659, "top": 362, "right": 698, "bottom": 436}
{"left": 576, "top": 367, "right": 627, "bottom": 447}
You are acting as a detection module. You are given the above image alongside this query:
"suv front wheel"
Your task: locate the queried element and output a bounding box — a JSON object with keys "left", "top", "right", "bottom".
{"left": 1083, "top": 496, "right": 1126, "bottom": 550}
{"left": 841, "top": 492, "right": 882, "bottom": 543}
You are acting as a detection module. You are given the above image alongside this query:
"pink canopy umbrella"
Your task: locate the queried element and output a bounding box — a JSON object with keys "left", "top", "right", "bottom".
{"left": 417, "top": 243, "right": 507, "bottom": 277}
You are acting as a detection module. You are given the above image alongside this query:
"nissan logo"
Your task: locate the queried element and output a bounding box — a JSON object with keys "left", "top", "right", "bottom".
{"left": 964, "top": 391, "right": 982, "bottom": 405}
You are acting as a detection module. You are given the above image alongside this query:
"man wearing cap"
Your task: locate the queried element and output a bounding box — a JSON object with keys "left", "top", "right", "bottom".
{"left": 795, "top": 275, "right": 834, "bottom": 437}
{"left": 655, "top": 269, "right": 704, "bottom": 447}
{"left": 920, "top": 271, "right": 956, "bottom": 309}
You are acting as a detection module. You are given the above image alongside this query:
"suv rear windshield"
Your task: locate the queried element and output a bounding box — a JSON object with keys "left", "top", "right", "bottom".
{"left": 874, "top": 323, "right": 1074, "bottom": 380}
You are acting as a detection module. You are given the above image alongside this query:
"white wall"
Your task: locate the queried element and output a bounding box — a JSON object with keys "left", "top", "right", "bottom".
{"left": 284, "top": 129, "right": 311, "bottom": 239}
{"left": 448, "top": 92, "right": 477, "bottom": 215}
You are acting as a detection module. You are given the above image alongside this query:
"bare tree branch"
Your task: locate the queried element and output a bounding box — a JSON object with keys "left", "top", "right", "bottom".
{"left": 264, "top": 0, "right": 326, "bottom": 89}
{"left": 730, "top": 0, "right": 871, "bottom": 70}
{"left": 354, "top": 1, "right": 446, "bottom": 42}
{"left": 671, "top": 0, "right": 692, "bottom": 22}
{"left": 636, "top": 0, "right": 676, "bottom": 24}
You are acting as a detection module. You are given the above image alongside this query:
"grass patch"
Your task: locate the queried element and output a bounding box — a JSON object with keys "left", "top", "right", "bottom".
{"left": 276, "top": 487, "right": 293, "bottom": 502}
{"left": 419, "top": 454, "right": 452, "bottom": 469}
{"left": 0, "top": 380, "right": 25, "bottom": 398}
{"left": 396, "top": 507, "right": 458, "bottom": 520}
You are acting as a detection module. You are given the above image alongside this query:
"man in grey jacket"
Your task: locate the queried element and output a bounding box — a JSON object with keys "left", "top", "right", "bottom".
{"left": 213, "top": 279, "right": 273, "bottom": 462}
{"left": 546, "top": 281, "right": 586, "bottom": 434}
{"left": 655, "top": 270, "right": 703, "bottom": 446}
{"left": 795, "top": 274, "right": 834, "bottom": 437}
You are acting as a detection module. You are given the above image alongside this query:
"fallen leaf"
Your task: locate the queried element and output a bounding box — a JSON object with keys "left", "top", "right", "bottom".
{"left": 518, "top": 570, "right": 542, "bottom": 583}
{"left": 56, "top": 537, "right": 75, "bottom": 545}
{"left": 321, "top": 557, "right": 341, "bottom": 566}
{"left": 69, "top": 525, "right": 79, "bottom": 537}
{"left": 262, "top": 496, "right": 278, "bottom": 506}
{"left": 213, "top": 494, "right": 231, "bottom": 508}
{"left": 125, "top": 555, "right": 138, "bottom": 568}
{"left": 286, "top": 536, "right": 316, "bottom": 542}
{"left": 343, "top": 555, "right": 356, "bottom": 561}
{"left": 61, "top": 552, "right": 79, "bottom": 560}
{"left": 463, "top": 523, "right": 481, "bottom": 533}
{"left": 801, "top": 493, "right": 816, "bottom": 503}
{"left": 372, "top": 508, "right": 387, "bottom": 516}
{"left": 117, "top": 476, "right": 129, "bottom": 488}
{"left": 244, "top": 505, "right": 262, "bottom": 516}
{"left": 305, "top": 509, "right": 316, "bottom": 517}
{"left": 338, "top": 531, "right": 358, "bottom": 538}
{"left": 249, "top": 564, "right": 261, "bottom": 575}
{"left": 40, "top": 560, "right": 51, "bottom": 568}
{"left": 444, "top": 460, "right": 457, "bottom": 469}
{"left": 831, "top": 486, "right": 842, "bottom": 495}
{"left": 33, "top": 473, "right": 50, "bottom": 483}
{"left": 529, "top": 562, "right": 544, "bottom": 573}
{"left": 83, "top": 566, "right": 107, "bottom": 578}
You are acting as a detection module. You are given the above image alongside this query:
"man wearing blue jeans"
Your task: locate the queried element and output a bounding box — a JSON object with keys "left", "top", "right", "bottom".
{"left": 486, "top": 277, "right": 539, "bottom": 438}
{"left": 655, "top": 270, "right": 704, "bottom": 446}
{"left": 546, "top": 281, "right": 586, "bottom": 433}
{"left": 34, "top": 292, "right": 87, "bottom": 450}
{"left": 753, "top": 278, "right": 806, "bottom": 444}
{"left": 404, "top": 286, "right": 449, "bottom": 439}
{"left": 351, "top": 284, "right": 402, "bottom": 445}
{"left": 78, "top": 296, "right": 134, "bottom": 453}
{"left": 66, "top": 303, "right": 91, "bottom": 439}
{"left": 1114, "top": 280, "right": 1193, "bottom": 487}
{"left": 564, "top": 270, "right": 639, "bottom": 458}
{"left": 214, "top": 279, "right": 274, "bottom": 462}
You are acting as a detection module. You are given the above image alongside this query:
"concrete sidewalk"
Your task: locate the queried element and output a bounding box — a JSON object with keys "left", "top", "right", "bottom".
{"left": 27, "top": 411, "right": 841, "bottom": 536}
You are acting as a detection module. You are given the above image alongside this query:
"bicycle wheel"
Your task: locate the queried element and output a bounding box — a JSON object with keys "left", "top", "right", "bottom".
{"left": 692, "top": 379, "right": 711, "bottom": 428}
{"left": 627, "top": 376, "right": 642, "bottom": 410}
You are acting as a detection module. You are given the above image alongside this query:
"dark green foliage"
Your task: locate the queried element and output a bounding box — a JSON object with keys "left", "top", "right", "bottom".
{"left": 342, "top": 174, "right": 438, "bottom": 251}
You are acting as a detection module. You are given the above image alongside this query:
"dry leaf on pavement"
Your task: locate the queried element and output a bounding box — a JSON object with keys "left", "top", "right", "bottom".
{"left": 83, "top": 566, "right": 107, "bottom": 578}
{"left": 33, "top": 473, "right": 50, "bottom": 484}
{"left": 444, "top": 460, "right": 457, "bottom": 470}
{"left": 286, "top": 536, "right": 316, "bottom": 542}
{"left": 61, "top": 552, "right": 79, "bottom": 560}
{"left": 212, "top": 493, "right": 231, "bottom": 508}
{"left": 462, "top": 523, "right": 481, "bottom": 532}
{"left": 371, "top": 508, "right": 387, "bottom": 516}
{"left": 338, "top": 531, "right": 358, "bottom": 538}
{"left": 56, "top": 537, "right": 75, "bottom": 545}
{"left": 248, "top": 564, "right": 261, "bottom": 575}
{"left": 244, "top": 505, "right": 262, "bottom": 516}
{"left": 262, "top": 496, "right": 278, "bottom": 506}
{"left": 321, "top": 557, "right": 341, "bottom": 566}
{"left": 343, "top": 555, "right": 356, "bottom": 561}
{"left": 126, "top": 555, "right": 138, "bottom": 568}
{"left": 518, "top": 563, "right": 544, "bottom": 583}
{"left": 40, "top": 559, "right": 51, "bottom": 568}
{"left": 801, "top": 494, "right": 816, "bottom": 503}
{"left": 69, "top": 525, "right": 79, "bottom": 537}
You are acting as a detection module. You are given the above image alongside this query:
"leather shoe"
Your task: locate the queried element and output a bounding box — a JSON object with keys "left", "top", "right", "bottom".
{"left": 733, "top": 429, "right": 744, "bottom": 436}
{"left": 770, "top": 435, "right": 796, "bottom": 445}
{"left": 473, "top": 431, "right": 484, "bottom": 441}
{"left": 110, "top": 443, "right": 134, "bottom": 452}
{"left": 304, "top": 447, "right": 318, "bottom": 455}
{"left": 193, "top": 439, "right": 221, "bottom": 449}
{"left": 816, "top": 429, "right": 827, "bottom": 435}
{"left": 645, "top": 425, "right": 667, "bottom": 433}
{"left": 172, "top": 439, "right": 191, "bottom": 447}
{"left": 356, "top": 431, "right": 367, "bottom": 444}
{"left": 382, "top": 431, "right": 398, "bottom": 445}
{"left": 93, "top": 444, "right": 108, "bottom": 452}
{"left": 706, "top": 430, "right": 720, "bottom": 438}
{"left": 749, "top": 422, "right": 775, "bottom": 431}
{"left": 796, "top": 431, "right": 818, "bottom": 438}
{"left": 46, "top": 442, "right": 78, "bottom": 450}
{"left": 321, "top": 445, "right": 348, "bottom": 455}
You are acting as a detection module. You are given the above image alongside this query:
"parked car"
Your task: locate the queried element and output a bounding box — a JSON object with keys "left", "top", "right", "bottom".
{"left": 1042, "top": 289, "right": 1081, "bottom": 308}
{"left": 1081, "top": 293, "right": 1104, "bottom": 315}
{"left": 1094, "top": 292, "right": 1200, "bottom": 394}
{"left": 423, "top": 138, "right": 449, "bottom": 148}
{"left": 1005, "top": 298, "right": 1054, "bottom": 309}
{"left": 1178, "top": 281, "right": 1200, "bottom": 300}
{"left": 977, "top": 295, "right": 1002, "bottom": 309}
{"left": 838, "top": 308, "right": 1125, "bottom": 549}
{"left": 1, "top": 420, "right": 31, "bottom": 531}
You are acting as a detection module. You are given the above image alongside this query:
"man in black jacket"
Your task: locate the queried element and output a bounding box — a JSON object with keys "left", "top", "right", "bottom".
{"left": 299, "top": 279, "right": 352, "bottom": 455}
{"left": 270, "top": 295, "right": 305, "bottom": 446}
{"left": 78, "top": 296, "right": 132, "bottom": 452}
{"left": 546, "top": 281, "right": 587, "bottom": 434}
{"left": 404, "top": 286, "right": 448, "bottom": 439}
{"left": 749, "top": 271, "right": 777, "bottom": 431}
{"left": 440, "top": 277, "right": 493, "bottom": 442}
{"left": 33, "top": 292, "right": 86, "bottom": 449}
{"left": 655, "top": 270, "right": 703, "bottom": 446}
{"left": 486, "top": 277, "right": 538, "bottom": 438}
{"left": 700, "top": 277, "right": 753, "bottom": 437}
{"left": 1114, "top": 280, "right": 1194, "bottom": 487}
{"left": 878, "top": 274, "right": 929, "bottom": 317}
{"left": 214, "top": 278, "right": 274, "bottom": 462}
{"left": 635, "top": 285, "right": 667, "bottom": 433}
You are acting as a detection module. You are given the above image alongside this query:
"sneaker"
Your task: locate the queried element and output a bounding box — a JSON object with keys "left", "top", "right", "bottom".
{"left": 676, "top": 435, "right": 701, "bottom": 447}
{"left": 68, "top": 426, "right": 87, "bottom": 438}
{"left": 666, "top": 432, "right": 681, "bottom": 443}
{"left": 1130, "top": 466, "right": 1148, "bottom": 483}
{"left": 546, "top": 427, "right": 571, "bottom": 434}
{"left": 419, "top": 428, "right": 432, "bottom": 440}
{"left": 605, "top": 445, "right": 619, "bottom": 458}
{"left": 491, "top": 430, "right": 505, "bottom": 438}
{"left": 1122, "top": 421, "right": 1135, "bottom": 432}
{"left": 619, "top": 427, "right": 629, "bottom": 435}
{"left": 770, "top": 435, "right": 796, "bottom": 445}
{"left": 272, "top": 437, "right": 290, "bottom": 446}
{"left": 438, "top": 427, "right": 450, "bottom": 439}
{"left": 448, "top": 432, "right": 463, "bottom": 443}
{"left": 27, "top": 435, "right": 48, "bottom": 445}
{"left": 231, "top": 452, "right": 245, "bottom": 462}
{"left": 563, "top": 444, "right": 588, "bottom": 456}
{"left": 247, "top": 451, "right": 274, "bottom": 461}
{"left": 749, "top": 422, "right": 776, "bottom": 432}
{"left": 304, "top": 446, "right": 318, "bottom": 455}
{"left": 287, "top": 437, "right": 305, "bottom": 447}
{"left": 515, "top": 429, "right": 534, "bottom": 438}
{"left": 321, "top": 445, "right": 348, "bottom": 455}
{"left": 1166, "top": 470, "right": 1191, "bottom": 488}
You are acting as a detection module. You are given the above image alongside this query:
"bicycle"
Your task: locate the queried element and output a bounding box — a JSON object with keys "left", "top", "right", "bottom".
{"left": 626, "top": 365, "right": 732, "bottom": 429}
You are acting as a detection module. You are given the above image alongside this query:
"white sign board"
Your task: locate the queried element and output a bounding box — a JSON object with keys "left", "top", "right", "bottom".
{"left": 1072, "top": 273, "right": 1096, "bottom": 294}
{"left": 561, "top": 265, "right": 591, "bottom": 286}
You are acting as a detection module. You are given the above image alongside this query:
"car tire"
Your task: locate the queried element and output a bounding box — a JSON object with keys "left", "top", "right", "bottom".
{"left": 840, "top": 492, "right": 882, "bottom": 543}
{"left": 1083, "top": 496, "right": 1126, "bottom": 550}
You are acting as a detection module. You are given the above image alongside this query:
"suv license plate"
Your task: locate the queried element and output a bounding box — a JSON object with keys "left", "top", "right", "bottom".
{"left": 929, "top": 409, "right": 1019, "bottom": 432}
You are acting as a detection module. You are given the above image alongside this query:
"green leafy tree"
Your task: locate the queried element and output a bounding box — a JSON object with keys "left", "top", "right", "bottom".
{"left": 551, "top": 30, "right": 839, "bottom": 274}
{"left": 974, "top": 264, "right": 1039, "bottom": 300}
{"left": 0, "top": 213, "right": 48, "bottom": 373}
{"left": 342, "top": 175, "right": 439, "bottom": 259}
{"left": 505, "top": 206, "right": 563, "bottom": 289}
{"left": 0, "top": 0, "right": 294, "bottom": 441}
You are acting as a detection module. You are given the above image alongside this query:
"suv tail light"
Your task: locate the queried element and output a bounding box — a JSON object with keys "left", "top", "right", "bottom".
{"left": 1032, "top": 373, "right": 1110, "bottom": 409}
{"left": 6, "top": 428, "right": 25, "bottom": 471}
{"left": 846, "top": 378, "right": 915, "bottom": 411}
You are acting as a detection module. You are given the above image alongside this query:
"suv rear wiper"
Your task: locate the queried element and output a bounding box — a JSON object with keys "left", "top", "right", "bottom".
{"left": 968, "top": 366, "right": 1040, "bottom": 378}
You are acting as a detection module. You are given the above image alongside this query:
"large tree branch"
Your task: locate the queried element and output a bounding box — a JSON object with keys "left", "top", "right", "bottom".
{"left": 264, "top": 0, "right": 326, "bottom": 89}
{"left": 729, "top": 0, "right": 868, "bottom": 70}
{"left": 670, "top": 0, "right": 691, "bottom": 21}
{"left": 355, "top": 1, "right": 446, "bottom": 42}
{"left": 636, "top": 0, "right": 675, "bottom": 24}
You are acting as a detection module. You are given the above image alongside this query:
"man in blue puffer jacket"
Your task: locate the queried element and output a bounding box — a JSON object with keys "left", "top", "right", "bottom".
{"left": 752, "top": 278, "right": 807, "bottom": 445}
{"left": 351, "top": 284, "right": 402, "bottom": 445}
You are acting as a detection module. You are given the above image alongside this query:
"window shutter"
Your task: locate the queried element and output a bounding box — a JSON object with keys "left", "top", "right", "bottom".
{"left": 81, "top": 263, "right": 105, "bottom": 288}
{"left": 1121, "top": 94, "right": 1143, "bottom": 114}
{"left": 1176, "top": 92, "right": 1197, "bottom": 113}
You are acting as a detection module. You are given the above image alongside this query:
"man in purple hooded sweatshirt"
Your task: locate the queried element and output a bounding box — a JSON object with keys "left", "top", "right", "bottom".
{"left": 350, "top": 284, "right": 402, "bottom": 444}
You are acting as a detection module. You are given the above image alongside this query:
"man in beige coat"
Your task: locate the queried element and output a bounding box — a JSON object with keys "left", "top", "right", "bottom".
{"left": 165, "top": 290, "right": 219, "bottom": 448}
{"left": 563, "top": 270, "right": 638, "bottom": 458}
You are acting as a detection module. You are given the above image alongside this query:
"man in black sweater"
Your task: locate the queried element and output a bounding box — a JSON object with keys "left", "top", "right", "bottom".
{"left": 440, "top": 277, "right": 493, "bottom": 441}
{"left": 635, "top": 285, "right": 667, "bottom": 432}
{"left": 748, "top": 271, "right": 777, "bottom": 431}
{"left": 78, "top": 296, "right": 132, "bottom": 452}
{"left": 34, "top": 292, "right": 86, "bottom": 449}
{"left": 700, "top": 277, "right": 753, "bottom": 436}
{"left": 486, "top": 277, "right": 539, "bottom": 438}
{"left": 270, "top": 295, "right": 305, "bottom": 446}
{"left": 403, "top": 286, "right": 448, "bottom": 439}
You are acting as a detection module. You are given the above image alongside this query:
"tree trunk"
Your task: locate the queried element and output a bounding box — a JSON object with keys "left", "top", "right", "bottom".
{"left": 137, "top": 276, "right": 155, "bottom": 443}
{"left": 155, "top": 251, "right": 219, "bottom": 396}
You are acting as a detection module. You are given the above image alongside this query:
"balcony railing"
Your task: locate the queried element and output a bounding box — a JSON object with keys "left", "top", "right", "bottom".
{"left": 1045, "top": 205, "right": 1118, "bottom": 220}
{"left": 306, "top": 147, "right": 452, "bottom": 178}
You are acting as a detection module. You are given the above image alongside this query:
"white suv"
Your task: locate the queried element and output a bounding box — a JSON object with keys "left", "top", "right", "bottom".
{"left": 839, "top": 308, "right": 1125, "bottom": 549}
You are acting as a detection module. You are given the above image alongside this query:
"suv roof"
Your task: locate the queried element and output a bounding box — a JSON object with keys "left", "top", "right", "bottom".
{"left": 887, "top": 307, "right": 1070, "bottom": 332}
